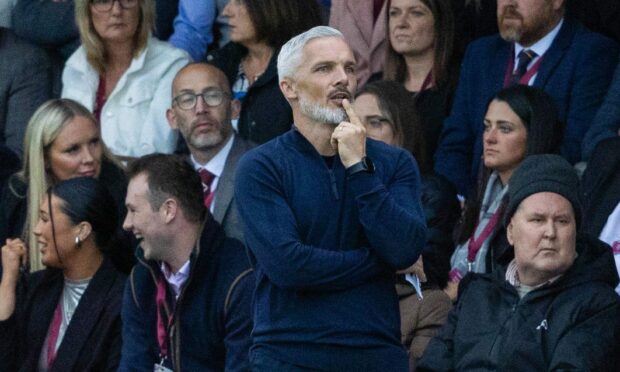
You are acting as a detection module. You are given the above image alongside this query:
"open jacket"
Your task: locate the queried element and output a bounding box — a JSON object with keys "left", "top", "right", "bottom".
{"left": 0, "top": 258, "right": 126, "bottom": 372}
{"left": 118, "top": 217, "right": 254, "bottom": 372}
{"left": 418, "top": 235, "right": 620, "bottom": 371}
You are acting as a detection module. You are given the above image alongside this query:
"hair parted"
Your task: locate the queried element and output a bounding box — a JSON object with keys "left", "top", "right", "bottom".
{"left": 277, "top": 26, "right": 343, "bottom": 83}
{"left": 126, "top": 154, "right": 205, "bottom": 223}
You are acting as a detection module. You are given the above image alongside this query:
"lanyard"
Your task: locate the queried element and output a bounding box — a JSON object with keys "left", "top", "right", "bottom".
{"left": 466, "top": 207, "right": 504, "bottom": 269}
{"left": 503, "top": 45, "right": 545, "bottom": 87}
{"left": 46, "top": 301, "right": 63, "bottom": 368}
{"left": 156, "top": 275, "right": 174, "bottom": 362}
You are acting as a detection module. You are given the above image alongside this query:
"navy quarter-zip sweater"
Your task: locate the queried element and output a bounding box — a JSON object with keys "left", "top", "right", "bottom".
{"left": 235, "top": 128, "right": 427, "bottom": 371}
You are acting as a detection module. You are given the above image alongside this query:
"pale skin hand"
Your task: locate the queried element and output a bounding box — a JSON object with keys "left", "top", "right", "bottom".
{"left": 0, "top": 239, "right": 27, "bottom": 321}
{"left": 330, "top": 99, "right": 367, "bottom": 168}
{"left": 444, "top": 279, "right": 459, "bottom": 302}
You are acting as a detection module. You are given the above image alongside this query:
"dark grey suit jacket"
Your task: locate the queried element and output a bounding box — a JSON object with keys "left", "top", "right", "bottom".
{"left": 0, "top": 28, "right": 52, "bottom": 158}
{"left": 212, "top": 135, "right": 254, "bottom": 243}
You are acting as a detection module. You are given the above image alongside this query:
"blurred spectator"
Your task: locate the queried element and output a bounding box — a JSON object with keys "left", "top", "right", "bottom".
{"left": 119, "top": 154, "right": 253, "bottom": 371}
{"left": 419, "top": 155, "right": 620, "bottom": 371}
{"left": 0, "top": 0, "right": 16, "bottom": 28}
{"left": 169, "top": 0, "right": 216, "bottom": 61}
{"left": 581, "top": 136, "right": 620, "bottom": 295}
{"left": 0, "top": 28, "right": 53, "bottom": 159}
{"left": 434, "top": 0, "right": 619, "bottom": 195}
{"left": 206, "top": 0, "right": 322, "bottom": 144}
{"left": 0, "top": 177, "right": 126, "bottom": 371}
{"left": 329, "top": 0, "right": 387, "bottom": 87}
{"left": 0, "top": 99, "right": 133, "bottom": 273}
{"left": 354, "top": 80, "right": 459, "bottom": 370}
{"left": 62, "top": 0, "right": 190, "bottom": 160}
{"left": 166, "top": 63, "right": 253, "bottom": 242}
{"left": 582, "top": 55, "right": 620, "bottom": 160}
{"left": 448, "top": 86, "right": 562, "bottom": 301}
{"left": 383, "top": 0, "right": 458, "bottom": 167}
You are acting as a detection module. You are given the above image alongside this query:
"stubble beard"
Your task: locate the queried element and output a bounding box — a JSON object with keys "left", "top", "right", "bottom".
{"left": 299, "top": 94, "right": 348, "bottom": 126}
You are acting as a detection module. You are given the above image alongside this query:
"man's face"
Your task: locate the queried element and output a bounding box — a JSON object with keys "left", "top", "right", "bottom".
{"left": 508, "top": 192, "right": 577, "bottom": 286}
{"left": 167, "top": 65, "right": 238, "bottom": 154}
{"left": 497, "top": 0, "right": 563, "bottom": 46}
{"left": 123, "top": 173, "right": 169, "bottom": 261}
{"left": 283, "top": 36, "right": 357, "bottom": 125}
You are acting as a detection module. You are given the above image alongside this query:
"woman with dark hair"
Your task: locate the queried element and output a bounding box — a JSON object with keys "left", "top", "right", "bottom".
{"left": 206, "top": 0, "right": 323, "bottom": 144}
{"left": 354, "top": 80, "right": 460, "bottom": 370}
{"left": 0, "top": 177, "right": 125, "bottom": 371}
{"left": 382, "top": 0, "right": 459, "bottom": 165}
{"left": 447, "top": 85, "right": 563, "bottom": 300}
{"left": 0, "top": 99, "right": 134, "bottom": 273}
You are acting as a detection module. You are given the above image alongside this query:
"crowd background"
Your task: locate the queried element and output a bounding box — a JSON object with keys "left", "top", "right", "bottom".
{"left": 0, "top": 0, "right": 619, "bottom": 370}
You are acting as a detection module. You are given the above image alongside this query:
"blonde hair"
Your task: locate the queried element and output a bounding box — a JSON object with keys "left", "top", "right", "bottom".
{"left": 74, "top": 0, "right": 155, "bottom": 75}
{"left": 19, "top": 99, "right": 120, "bottom": 271}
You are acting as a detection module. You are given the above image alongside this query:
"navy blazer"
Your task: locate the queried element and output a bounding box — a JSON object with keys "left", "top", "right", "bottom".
{"left": 434, "top": 18, "right": 619, "bottom": 195}
{"left": 0, "top": 259, "right": 125, "bottom": 372}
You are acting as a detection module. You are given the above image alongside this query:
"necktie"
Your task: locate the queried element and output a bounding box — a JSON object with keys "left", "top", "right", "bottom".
{"left": 198, "top": 168, "right": 216, "bottom": 208}
{"left": 511, "top": 49, "right": 537, "bottom": 85}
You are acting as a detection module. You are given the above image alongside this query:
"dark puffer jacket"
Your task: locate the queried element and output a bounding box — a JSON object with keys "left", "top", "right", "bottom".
{"left": 418, "top": 235, "right": 620, "bottom": 371}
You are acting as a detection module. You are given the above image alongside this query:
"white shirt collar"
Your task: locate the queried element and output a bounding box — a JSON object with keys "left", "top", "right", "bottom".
{"left": 160, "top": 259, "right": 191, "bottom": 298}
{"left": 190, "top": 133, "right": 235, "bottom": 178}
{"left": 515, "top": 18, "right": 564, "bottom": 63}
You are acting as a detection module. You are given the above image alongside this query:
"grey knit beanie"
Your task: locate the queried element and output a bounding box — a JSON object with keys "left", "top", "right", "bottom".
{"left": 504, "top": 154, "right": 581, "bottom": 227}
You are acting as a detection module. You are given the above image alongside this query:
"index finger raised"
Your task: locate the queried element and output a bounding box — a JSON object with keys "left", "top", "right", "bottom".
{"left": 342, "top": 99, "right": 363, "bottom": 128}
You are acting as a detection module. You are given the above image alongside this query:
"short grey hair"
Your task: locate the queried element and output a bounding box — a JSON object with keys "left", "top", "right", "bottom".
{"left": 277, "top": 26, "right": 344, "bottom": 82}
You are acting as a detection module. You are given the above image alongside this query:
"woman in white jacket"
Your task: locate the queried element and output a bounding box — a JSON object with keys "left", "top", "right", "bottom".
{"left": 62, "top": 0, "right": 190, "bottom": 160}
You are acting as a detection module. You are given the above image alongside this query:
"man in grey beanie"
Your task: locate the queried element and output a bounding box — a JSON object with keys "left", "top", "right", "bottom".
{"left": 419, "top": 154, "right": 620, "bottom": 371}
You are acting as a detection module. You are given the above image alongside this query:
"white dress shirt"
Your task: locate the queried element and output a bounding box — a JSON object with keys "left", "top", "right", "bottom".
{"left": 514, "top": 18, "right": 564, "bottom": 85}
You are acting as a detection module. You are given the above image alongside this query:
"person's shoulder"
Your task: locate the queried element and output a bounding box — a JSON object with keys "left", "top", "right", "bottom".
{"left": 145, "top": 37, "right": 191, "bottom": 65}
{"left": 561, "top": 18, "right": 618, "bottom": 50}
{"left": 464, "top": 33, "right": 506, "bottom": 55}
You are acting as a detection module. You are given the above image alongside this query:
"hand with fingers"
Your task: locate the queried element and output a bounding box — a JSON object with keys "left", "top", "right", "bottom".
{"left": 330, "top": 99, "right": 367, "bottom": 168}
{"left": 1, "top": 239, "right": 28, "bottom": 287}
{"left": 0, "top": 239, "right": 28, "bottom": 320}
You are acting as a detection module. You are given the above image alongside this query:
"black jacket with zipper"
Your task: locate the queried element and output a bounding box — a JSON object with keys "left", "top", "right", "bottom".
{"left": 418, "top": 235, "right": 620, "bottom": 371}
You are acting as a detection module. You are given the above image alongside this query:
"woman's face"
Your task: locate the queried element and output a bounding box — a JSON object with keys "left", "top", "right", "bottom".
{"left": 389, "top": 0, "right": 435, "bottom": 57}
{"left": 222, "top": 0, "right": 258, "bottom": 45}
{"left": 90, "top": 0, "right": 140, "bottom": 47}
{"left": 33, "top": 194, "right": 78, "bottom": 269}
{"left": 354, "top": 93, "right": 397, "bottom": 145}
{"left": 48, "top": 115, "right": 103, "bottom": 182}
{"left": 483, "top": 99, "right": 528, "bottom": 177}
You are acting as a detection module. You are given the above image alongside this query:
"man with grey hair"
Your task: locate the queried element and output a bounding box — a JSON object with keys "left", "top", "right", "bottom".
{"left": 235, "top": 26, "right": 427, "bottom": 371}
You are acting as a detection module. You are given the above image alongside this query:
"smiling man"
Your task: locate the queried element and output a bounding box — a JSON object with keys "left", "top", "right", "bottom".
{"left": 167, "top": 63, "right": 253, "bottom": 242}
{"left": 235, "top": 26, "right": 427, "bottom": 371}
{"left": 419, "top": 154, "right": 620, "bottom": 371}
{"left": 119, "top": 154, "right": 253, "bottom": 372}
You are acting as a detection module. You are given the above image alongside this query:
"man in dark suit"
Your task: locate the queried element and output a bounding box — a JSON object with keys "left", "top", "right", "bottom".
{"left": 0, "top": 27, "right": 52, "bottom": 159}
{"left": 434, "top": 0, "right": 619, "bottom": 195}
{"left": 167, "top": 63, "right": 253, "bottom": 242}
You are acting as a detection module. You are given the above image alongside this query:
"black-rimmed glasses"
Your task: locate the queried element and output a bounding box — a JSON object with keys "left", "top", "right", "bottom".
{"left": 91, "top": 0, "right": 138, "bottom": 12}
{"left": 173, "top": 89, "right": 230, "bottom": 110}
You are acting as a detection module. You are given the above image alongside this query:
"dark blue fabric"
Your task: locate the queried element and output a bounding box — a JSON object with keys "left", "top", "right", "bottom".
{"left": 235, "top": 129, "right": 426, "bottom": 371}
{"left": 434, "top": 18, "right": 619, "bottom": 195}
{"left": 118, "top": 218, "right": 253, "bottom": 372}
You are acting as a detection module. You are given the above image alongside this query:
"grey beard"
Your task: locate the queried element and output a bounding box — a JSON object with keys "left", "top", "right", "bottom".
{"left": 299, "top": 96, "right": 348, "bottom": 125}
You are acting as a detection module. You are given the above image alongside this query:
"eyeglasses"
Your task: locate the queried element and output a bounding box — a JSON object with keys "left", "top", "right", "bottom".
{"left": 91, "top": 0, "right": 138, "bottom": 12}
{"left": 173, "top": 89, "right": 230, "bottom": 110}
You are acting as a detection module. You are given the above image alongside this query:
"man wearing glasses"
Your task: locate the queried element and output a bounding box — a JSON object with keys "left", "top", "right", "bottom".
{"left": 167, "top": 63, "right": 253, "bottom": 242}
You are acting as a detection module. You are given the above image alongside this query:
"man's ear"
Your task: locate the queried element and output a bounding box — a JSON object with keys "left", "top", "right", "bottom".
{"left": 230, "top": 99, "right": 241, "bottom": 120}
{"left": 279, "top": 78, "right": 298, "bottom": 100}
{"left": 161, "top": 198, "right": 178, "bottom": 224}
{"left": 506, "top": 221, "right": 514, "bottom": 246}
{"left": 166, "top": 108, "right": 177, "bottom": 129}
